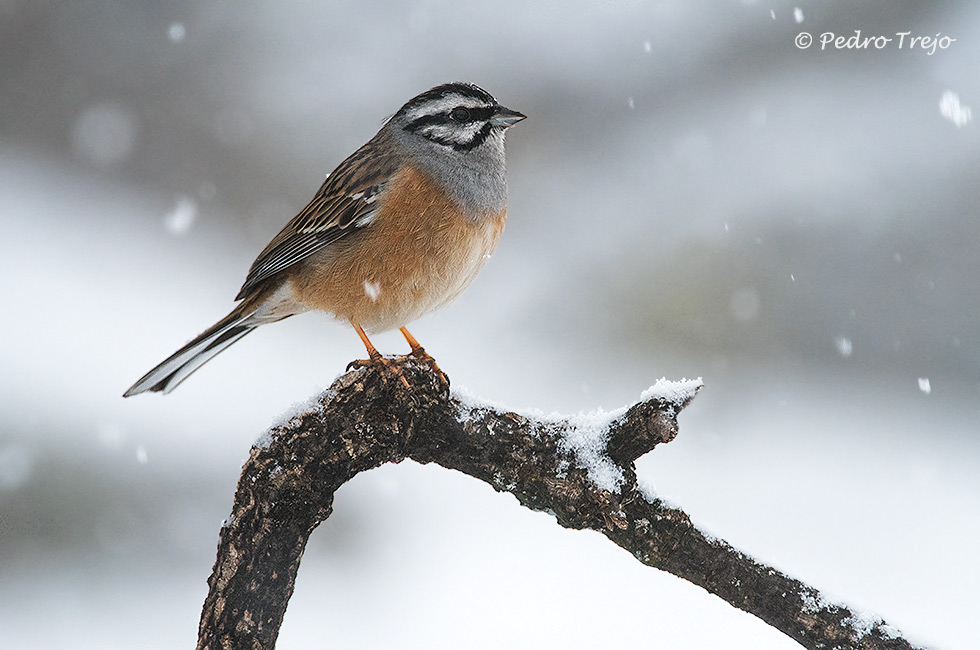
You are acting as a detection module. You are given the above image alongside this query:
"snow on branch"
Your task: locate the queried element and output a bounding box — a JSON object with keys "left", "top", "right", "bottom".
{"left": 195, "top": 360, "right": 925, "bottom": 650}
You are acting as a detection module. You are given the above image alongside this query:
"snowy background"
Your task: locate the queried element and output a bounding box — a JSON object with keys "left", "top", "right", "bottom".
{"left": 1, "top": 1, "right": 978, "bottom": 648}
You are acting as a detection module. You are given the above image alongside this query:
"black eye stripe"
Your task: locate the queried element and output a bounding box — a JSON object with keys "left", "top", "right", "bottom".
{"left": 452, "top": 106, "right": 493, "bottom": 122}
{"left": 404, "top": 114, "right": 449, "bottom": 133}
{"left": 404, "top": 106, "right": 495, "bottom": 132}
{"left": 467, "top": 106, "right": 494, "bottom": 122}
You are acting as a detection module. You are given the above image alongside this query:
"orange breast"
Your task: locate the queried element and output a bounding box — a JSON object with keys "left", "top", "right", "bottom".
{"left": 289, "top": 165, "right": 506, "bottom": 333}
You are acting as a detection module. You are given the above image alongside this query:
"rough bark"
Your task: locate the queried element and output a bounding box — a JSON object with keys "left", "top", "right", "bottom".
{"left": 196, "top": 359, "right": 925, "bottom": 650}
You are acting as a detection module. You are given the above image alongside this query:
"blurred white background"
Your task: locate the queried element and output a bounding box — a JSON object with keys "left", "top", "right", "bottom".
{"left": 1, "top": 1, "right": 978, "bottom": 648}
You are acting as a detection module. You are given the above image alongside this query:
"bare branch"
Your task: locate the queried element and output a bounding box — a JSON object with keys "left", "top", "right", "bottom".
{"left": 196, "top": 360, "right": 925, "bottom": 650}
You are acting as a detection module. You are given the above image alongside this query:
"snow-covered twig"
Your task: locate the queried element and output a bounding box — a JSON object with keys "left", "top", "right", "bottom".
{"left": 196, "top": 361, "right": 924, "bottom": 650}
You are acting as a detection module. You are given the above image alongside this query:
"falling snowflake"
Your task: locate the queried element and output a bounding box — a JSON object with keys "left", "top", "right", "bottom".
{"left": 939, "top": 90, "right": 972, "bottom": 127}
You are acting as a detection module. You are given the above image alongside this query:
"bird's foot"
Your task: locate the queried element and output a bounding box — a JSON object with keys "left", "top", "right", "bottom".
{"left": 406, "top": 346, "right": 450, "bottom": 392}
{"left": 396, "top": 326, "right": 450, "bottom": 393}
{"left": 346, "top": 354, "right": 411, "bottom": 389}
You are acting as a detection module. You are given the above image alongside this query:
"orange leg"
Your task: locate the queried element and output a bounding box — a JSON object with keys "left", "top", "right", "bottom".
{"left": 352, "top": 322, "right": 383, "bottom": 360}
{"left": 399, "top": 327, "right": 449, "bottom": 389}
{"left": 399, "top": 327, "right": 425, "bottom": 355}
{"left": 347, "top": 322, "right": 409, "bottom": 388}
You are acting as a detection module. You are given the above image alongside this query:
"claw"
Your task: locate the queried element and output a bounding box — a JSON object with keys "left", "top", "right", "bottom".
{"left": 400, "top": 327, "right": 450, "bottom": 390}
{"left": 346, "top": 323, "right": 450, "bottom": 392}
{"left": 348, "top": 322, "right": 410, "bottom": 388}
{"left": 347, "top": 355, "right": 411, "bottom": 389}
{"left": 408, "top": 347, "right": 450, "bottom": 390}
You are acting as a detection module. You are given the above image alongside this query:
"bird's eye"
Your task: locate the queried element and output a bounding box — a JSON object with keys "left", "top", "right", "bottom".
{"left": 450, "top": 107, "right": 471, "bottom": 122}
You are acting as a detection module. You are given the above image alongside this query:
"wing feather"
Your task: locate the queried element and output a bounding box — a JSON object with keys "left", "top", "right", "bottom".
{"left": 235, "top": 133, "right": 401, "bottom": 299}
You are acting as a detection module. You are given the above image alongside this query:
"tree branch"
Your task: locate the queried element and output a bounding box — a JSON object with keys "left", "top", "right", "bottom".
{"left": 196, "top": 360, "right": 925, "bottom": 650}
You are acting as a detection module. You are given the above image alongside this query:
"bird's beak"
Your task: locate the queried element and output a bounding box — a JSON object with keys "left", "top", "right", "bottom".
{"left": 490, "top": 106, "right": 527, "bottom": 128}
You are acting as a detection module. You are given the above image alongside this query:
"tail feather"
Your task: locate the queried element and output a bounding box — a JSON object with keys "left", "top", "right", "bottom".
{"left": 125, "top": 280, "right": 306, "bottom": 397}
{"left": 123, "top": 312, "right": 257, "bottom": 397}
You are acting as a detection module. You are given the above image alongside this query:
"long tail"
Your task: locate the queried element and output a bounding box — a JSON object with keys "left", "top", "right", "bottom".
{"left": 124, "top": 279, "right": 306, "bottom": 396}
{"left": 123, "top": 305, "right": 260, "bottom": 396}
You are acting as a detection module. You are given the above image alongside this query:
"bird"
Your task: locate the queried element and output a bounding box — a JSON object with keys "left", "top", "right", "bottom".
{"left": 123, "top": 81, "right": 525, "bottom": 396}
